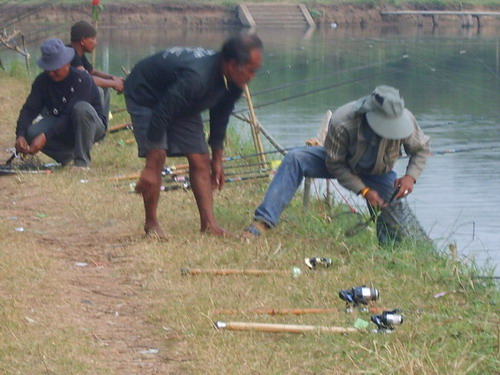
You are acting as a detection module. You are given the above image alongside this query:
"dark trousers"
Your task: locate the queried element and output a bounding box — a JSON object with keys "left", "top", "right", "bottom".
{"left": 26, "top": 101, "right": 105, "bottom": 167}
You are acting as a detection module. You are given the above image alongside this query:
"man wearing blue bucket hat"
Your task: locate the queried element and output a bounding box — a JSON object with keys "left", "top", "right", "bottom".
{"left": 244, "top": 86, "right": 431, "bottom": 245}
{"left": 15, "top": 38, "right": 106, "bottom": 170}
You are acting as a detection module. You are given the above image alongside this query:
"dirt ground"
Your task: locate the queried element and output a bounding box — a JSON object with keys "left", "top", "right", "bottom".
{"left": 0, "top": 170, "right": 187, "bottom": 373}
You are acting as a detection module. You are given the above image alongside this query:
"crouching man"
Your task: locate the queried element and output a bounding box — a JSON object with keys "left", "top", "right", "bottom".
{"left": 15, "top": 38, "right": 106, "bottom": 170}
{"left": 244, "top": 86, "right": 431, "bottom": 245}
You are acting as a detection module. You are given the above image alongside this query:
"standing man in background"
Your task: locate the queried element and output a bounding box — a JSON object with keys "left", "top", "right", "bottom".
{"left": 124, "top": 34, "right": 263, "bottom": 238}
{"left": 69, "top": 20, "right": 124, "bottom": 117}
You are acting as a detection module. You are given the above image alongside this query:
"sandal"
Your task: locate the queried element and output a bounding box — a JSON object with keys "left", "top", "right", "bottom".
{"left": 242, "top": 221, "right": 270, "bottom": 238}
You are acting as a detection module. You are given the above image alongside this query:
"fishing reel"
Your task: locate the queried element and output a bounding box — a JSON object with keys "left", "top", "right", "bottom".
{"left": 339, "top": 286, "right": 380, "bottom": 311}
{"left": 304, "top": 257, "right": 332, "bottom": 270}
{"left": 371, "top": 309, "right": 403, "bottom": 333}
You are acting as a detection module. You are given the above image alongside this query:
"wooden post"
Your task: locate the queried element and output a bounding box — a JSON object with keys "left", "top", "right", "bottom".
{"left": 303, "top": 178, "right": 311, "bottom": 211}
{"left": 244, "top": 85, "right": 267, "bottom": 168}
{"left": 21, "top": 34, "right": 30, "bottom": 76}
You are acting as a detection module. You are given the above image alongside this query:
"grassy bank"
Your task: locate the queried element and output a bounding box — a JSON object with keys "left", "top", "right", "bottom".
{"left": 0, "top": 69, "right": 498, "bottom": 374}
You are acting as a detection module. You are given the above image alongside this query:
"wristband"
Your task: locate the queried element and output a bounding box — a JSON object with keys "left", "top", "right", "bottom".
{"left": 360, "top": 187, "right": 370, "bottom": 197}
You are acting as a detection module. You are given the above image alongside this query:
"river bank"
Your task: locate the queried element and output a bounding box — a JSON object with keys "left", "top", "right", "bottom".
{"left": 3, "top": 2, "right": 500, "bottom": 29}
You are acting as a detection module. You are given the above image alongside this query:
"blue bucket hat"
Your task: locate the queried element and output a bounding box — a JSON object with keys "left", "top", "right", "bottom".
{"left": 37, "top": 38, "right": 75, "bottom": 71}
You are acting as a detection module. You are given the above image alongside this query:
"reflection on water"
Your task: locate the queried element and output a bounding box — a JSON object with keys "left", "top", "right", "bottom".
{"left": 6, "top": 23, "right": 500, "bottom": 275}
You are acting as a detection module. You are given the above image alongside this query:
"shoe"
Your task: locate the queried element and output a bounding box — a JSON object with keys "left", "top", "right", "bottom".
{"left": 242, "top": 221, "right": 270, "bottom": 238}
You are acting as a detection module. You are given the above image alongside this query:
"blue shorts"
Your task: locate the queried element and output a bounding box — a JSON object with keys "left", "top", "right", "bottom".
{"left": 125, "top": 96, "right": 209, "bottom": 158}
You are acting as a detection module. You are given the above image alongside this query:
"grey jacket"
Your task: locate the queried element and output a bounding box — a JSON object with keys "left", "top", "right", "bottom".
{"left": 324, "top": 101, "right": 431, "bottom": 194}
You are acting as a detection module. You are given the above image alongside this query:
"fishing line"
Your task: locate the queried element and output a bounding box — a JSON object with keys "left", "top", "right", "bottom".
{"left": 234, "top": 67, "right": 406, "bottom": 113}
{"left": 251, "top": 55, "right": 407, "bottom": 97}
{"left": 469, "top": 50, "right": 500, "bottom": 81}
{"left": 408, "top": 51, "right": 500, "bottom": 116}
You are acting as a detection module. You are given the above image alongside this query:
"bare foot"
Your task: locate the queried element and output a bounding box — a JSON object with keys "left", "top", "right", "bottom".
{"left": 201, "top": 225, "right": 232, "bottom": 237}
{"left": 144, "top": 224, "right": 169, "bottom": 240}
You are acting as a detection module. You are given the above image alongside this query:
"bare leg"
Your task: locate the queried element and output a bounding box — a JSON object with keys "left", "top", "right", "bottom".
{"left": 186, "top": 153, "right": 226, "bottom": 236}
{"left": 135, "top": 149, "right": 167, "bottom": 237}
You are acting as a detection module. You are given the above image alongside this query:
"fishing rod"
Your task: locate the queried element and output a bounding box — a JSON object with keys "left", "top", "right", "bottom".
{"left": 252, "top": 55, "right": 408, "bottom": 98}
{"left": 110, "top": 153, "right": 281, "bottom": 182}
{"left": 108, "top": 123, "right": 133, "bottom": 133}
{"left": 433, "top": 145, "right": 500, "bottom": 156}
{"left": 163, "top": 168, "right": 271, "bottom": 186}
{"left": 234, "top": 67, "right": 406, "bottom": 114}
{"left": 160, "top": 174, "right": 269, "bottom": 192}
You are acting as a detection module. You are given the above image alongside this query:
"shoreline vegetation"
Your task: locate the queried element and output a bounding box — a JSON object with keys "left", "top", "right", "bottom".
{"left": 1, "top": 3, "right": 499, "bottom": 374}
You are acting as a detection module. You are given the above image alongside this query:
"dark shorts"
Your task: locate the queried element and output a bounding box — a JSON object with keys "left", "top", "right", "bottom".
{"left": 125, "top": 96, "right": 209, "bottom": 158}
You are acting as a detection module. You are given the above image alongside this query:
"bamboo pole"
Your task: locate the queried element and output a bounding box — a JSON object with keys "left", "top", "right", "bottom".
{"left": 232, "top": 113, "right": 287, "bottom": 156}
{"left": 243, "top": 85, "right": 267, "bottom": 168}
{"left": 108, "top": 123, "right": 133, "bottom": 133}
{"left": 214, "top": 321, "right": 359, "bottom": 334}
{"left": 21, "top": 34, "right": 30, "bottom": 76}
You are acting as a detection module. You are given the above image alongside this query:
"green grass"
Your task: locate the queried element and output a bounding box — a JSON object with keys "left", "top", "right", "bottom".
{"left": 0, "top": 69, "right": 498, "bottom": 374}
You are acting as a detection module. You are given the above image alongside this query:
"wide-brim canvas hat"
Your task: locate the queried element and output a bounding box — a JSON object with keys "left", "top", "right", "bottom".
{"left": 37, "top": 38, "right": 75, "bottom": 71}
{"left": 355, "top": 85, "right": 413, "bottom": 140}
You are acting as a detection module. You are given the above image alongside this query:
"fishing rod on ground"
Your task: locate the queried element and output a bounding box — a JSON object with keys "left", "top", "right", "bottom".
{"left": 164, "top": 165, "right": 272, "bottom": 182}
{"left": 110, "top": 149, "right": 288, "bottom": 182}
{"left": 0, "top": 152, "right": 58, "bottom": 175}
{"left": 162, "top": 149, "right": 287, "bottom": 173}
{"left": 159, "top": 173, "right": 269, "bottom": 192}
{"left": 163, "top": 168, "right": 271, "bottom": 187}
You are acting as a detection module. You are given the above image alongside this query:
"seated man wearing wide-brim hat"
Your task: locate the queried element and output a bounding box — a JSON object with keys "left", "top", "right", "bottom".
{"left": 15, "top": 38, "right": 107, "bottom": 170}
{"left": 244, "top": 85, "right": 432, "bottom": 245}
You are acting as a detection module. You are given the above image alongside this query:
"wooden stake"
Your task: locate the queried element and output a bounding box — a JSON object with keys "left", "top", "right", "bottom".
{"left": 243, "top": 85, "right": 267, "bottom": 168}
{"left": 214, "top": 321, "right": 359, "bottom": 334}
{"left": 108, "top": 123, "right": 133, "bottom": 133}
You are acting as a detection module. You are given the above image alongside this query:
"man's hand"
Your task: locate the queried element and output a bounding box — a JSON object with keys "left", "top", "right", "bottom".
{"left": 210, "top": 158, "right": 224, "bottom": 191}
{"left": 15, "top": 136, "right": 31, "bottom": 154}
{"left": 394, "top": 174, "right": 415, "bottom": 200}
{"left": 210, "top": 149, "right": 225, "bottom": 190}
{"left": 112, "top": 77, "right": 125, "bottom": 93}
{"left": 364, "top": 189, "right": 386, "bottom": 209}
{"left": 29, "top": 133, "right": 47, "bottom": 154}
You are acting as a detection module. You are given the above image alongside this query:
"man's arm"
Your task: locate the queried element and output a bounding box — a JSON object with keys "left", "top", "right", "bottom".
{"left": 324, "top": 125, "right": 365, "bottom": 194}
{"left": 393, "top": 118, "right": 431, "bottom": 199}
{"left": 210, "top": 147, "right": 224, "bottom": 190}
{"left": 208, "top": 90, "right": 240, "bottom": 150}
{"left": 16, "top": 77, "right": 45, "bottom": 139}
{"left": 89, "top": 69, "right": 124, "bottom": 92}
